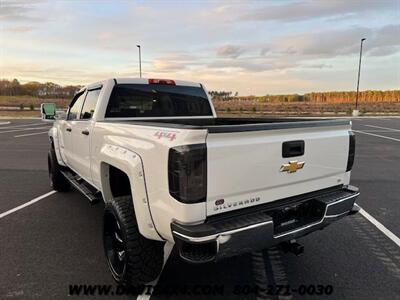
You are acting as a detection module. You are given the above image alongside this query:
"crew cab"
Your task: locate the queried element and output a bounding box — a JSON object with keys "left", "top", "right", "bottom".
{"left": 45, "top": 78, "right": 359, "bottom": 285}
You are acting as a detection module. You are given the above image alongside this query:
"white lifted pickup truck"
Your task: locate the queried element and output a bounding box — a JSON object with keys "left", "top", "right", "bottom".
{"left": 45, "top": 78, "right": 359, "bottom": 285}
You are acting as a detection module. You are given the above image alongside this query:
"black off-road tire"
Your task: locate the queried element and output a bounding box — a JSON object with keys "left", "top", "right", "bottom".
{"left": 103, "top": 196, "right": 164, "bottom": 285}
{"left": 47, "top": 149, "right": 70, "bottom": 192}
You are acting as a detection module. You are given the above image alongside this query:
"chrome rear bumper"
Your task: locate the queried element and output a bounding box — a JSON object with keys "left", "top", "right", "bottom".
{"left": 171, "top": 185, "right": 360, "bottom": 263}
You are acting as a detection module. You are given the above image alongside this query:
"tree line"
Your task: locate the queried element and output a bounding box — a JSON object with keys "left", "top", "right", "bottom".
{"left": 0, "top": 79, "right": 81, "bottom": 99}
{"left": 208, "top": 90, "right": 239, "bottom": 100}
{"left": 211, "top": 90, "right": 400, "bottom": 103}
{"left": 1, "top": 79, "right": 398, "bottom": 103}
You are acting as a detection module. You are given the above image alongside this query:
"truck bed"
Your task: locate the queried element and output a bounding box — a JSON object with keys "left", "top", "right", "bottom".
{"left": 97, "top": 116, "right": 353, "bottom": 217}
{"left": 103, "top": 117, "right": 350, "bottom": 133}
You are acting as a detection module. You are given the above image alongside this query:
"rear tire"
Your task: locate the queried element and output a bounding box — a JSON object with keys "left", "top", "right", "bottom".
{"left": 103, "top": 196, "right": 165, "bottom": 285}
{"left": 48, "top": 149, "right": 70, "bottom": 192}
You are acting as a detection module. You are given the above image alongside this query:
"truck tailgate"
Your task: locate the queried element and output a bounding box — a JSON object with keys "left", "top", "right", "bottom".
{"left": 206, "top": 124, "right": 351, "bottom": 216}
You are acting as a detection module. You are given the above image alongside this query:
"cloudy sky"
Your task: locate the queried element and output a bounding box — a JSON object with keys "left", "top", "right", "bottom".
{"left": 0, "top": 0, "right": 399, "bottom": 95}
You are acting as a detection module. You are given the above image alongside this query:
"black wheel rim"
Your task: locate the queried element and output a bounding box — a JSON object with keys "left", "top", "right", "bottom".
{"left": 104, "top": 212, "right": 126, "bottom": 279}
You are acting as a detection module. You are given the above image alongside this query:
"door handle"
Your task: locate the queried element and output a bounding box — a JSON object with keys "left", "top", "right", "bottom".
{"left": 66, "top": 127, "right": 72, "bottom": 132}
{"left": 282, "top": 140, "right": 305, "bottom": 158}
{"left": 81, "top": 130, "right": 90, "bottom": 136}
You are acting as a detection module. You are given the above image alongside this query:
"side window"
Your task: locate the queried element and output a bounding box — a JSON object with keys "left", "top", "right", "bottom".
{"left": 80, "top": 88, "right": 101, "bottom": 120}
{"left": 67, "top": 92, "right": 86, "bottom": 120}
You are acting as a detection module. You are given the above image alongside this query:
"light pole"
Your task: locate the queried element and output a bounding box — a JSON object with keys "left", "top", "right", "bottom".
{"left": 355, "top": 38, "right": 366, "bottom": 111}
{"left": 136, "top": 44, "right": 142, "bottom": 78}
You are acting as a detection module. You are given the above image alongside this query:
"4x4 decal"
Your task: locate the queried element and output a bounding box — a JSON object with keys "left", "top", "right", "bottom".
{"left": 154, "top": 130, "right": 177, "bottom": 141}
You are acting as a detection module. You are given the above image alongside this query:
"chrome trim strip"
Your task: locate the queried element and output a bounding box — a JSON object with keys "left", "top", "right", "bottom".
{"left": 273, "top": 192, "right": 360, "bottom": 238}
{"left": 173, "top": 192, "right": 360, "bottom": 243}
{"left": 172, "top": 220, "right": 273, "bottom": 243}
{"left": 325, "top": 210, "right": 351, "bottom": 218}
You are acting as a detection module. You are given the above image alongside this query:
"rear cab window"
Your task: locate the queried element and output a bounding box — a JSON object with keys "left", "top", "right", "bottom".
{"left": 105, "top": 84, "right": 213, "bottom": 118}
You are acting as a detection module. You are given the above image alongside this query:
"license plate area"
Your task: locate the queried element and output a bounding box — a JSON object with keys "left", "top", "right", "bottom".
{"left": 272, "top": 199, "right": 325, "bottom": 235}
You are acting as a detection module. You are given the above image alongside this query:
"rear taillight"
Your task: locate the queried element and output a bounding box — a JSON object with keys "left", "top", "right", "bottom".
{"left": 168, "top": 144, "right": 207, "bottom": 203}
{"left": 148, "top": 78, "right": 176, "bottom": 85}
{"left": 346, "top": 131, "right": 355, "bottom": 172}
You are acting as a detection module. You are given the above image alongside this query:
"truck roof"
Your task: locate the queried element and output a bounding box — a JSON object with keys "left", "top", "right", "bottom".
{"left": 115, "top": 78, "right": 202, "bottom": 87}
{"left": 82, "top": 78, "right": 202, "bottom": 92}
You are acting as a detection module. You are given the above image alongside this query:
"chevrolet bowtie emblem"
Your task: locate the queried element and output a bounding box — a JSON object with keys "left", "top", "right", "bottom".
{"left": 280, "top": 161, "right": 305, "bottom": 173}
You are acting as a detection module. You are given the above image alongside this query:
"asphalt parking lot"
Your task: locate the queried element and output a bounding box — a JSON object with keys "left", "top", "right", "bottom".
{"left": 0, "top": 118, "right": 399, "bottom": 299}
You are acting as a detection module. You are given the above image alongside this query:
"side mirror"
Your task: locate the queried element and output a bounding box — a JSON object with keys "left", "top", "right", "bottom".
{"left": 41, "top": 103, "right": 56, "bottom": 121}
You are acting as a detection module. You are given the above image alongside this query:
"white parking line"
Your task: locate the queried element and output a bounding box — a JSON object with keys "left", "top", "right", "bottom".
{"left": 0, "top": 126, "right": 50, "bottom": 134}
{"left": 0, "top": 191, "right": 56, "bottom": 219}
{"left": 358, "top": 130, "right": 400, "bottom": 133}
{"left": 137, "top": 242, "right": 174, "bottom": 300}
{"left": 353, "top": 130, "right": 400, "bottom": 142}
{"left": 0, "top": 121, "right": 11, "bottom": 125}
{"left": 1, "top": 186, "right": 173, "bottom": 299}
{"left": 355, "top": 204, "right": 400, "bottom": 247}
{"left": 364, "top": 124, "right": 400, "bottom": 132}
{"left": 0, "top": 122, "right": 44, "bottom": 130}
{"left": 14, "top": 131, "right": 49, "bottom": 138}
